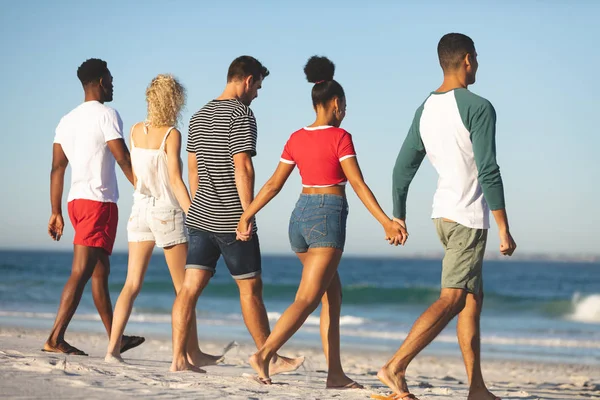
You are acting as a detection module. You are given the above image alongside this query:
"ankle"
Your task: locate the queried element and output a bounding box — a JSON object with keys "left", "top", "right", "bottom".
{"left": 47, "top": 335, "right": 61, "bottom": 346}
{"left": 106, "top": 348, "right": 119, "bottom": 357}
{"left": 256, "top": 349, "right": 273, "bottom": 363}
{"left": 186, "top": 349, "right": 202, "bottom": 358}
{"left": 326, "top": 370, "right": 346, "bottom": 380}
{"left": 469, "top": 382, "right": 487, "bottom": 391}
{"left": 382, "top": 362, "right": 406, "bottom": 376}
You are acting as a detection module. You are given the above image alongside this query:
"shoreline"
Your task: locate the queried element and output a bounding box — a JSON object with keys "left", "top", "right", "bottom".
{"left": 2, "top": 248, "right": 599, "bottom": 264}
{"left": 1, "top": 326, "right": 599, "bottom": 399}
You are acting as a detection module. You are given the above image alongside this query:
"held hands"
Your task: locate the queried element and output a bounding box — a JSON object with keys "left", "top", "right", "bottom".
{"left": 236, "top": 218, "right": 253, "bottom": 241}
{"left": 384, "top": 218, "right": 409, "bottom": 246}
{"left": 499, "top": 229, "right": 517, "bottom": 256}
{"left": 48, "top": 213, "right": 64, "bottom": 241}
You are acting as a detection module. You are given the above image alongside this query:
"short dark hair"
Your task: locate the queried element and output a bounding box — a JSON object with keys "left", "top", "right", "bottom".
{"left": 304, "top": 56, "right": 345, "bottom": 107}
{"left": 77, "top": 58, "right": 109, "bottom": 86}
{"left": 227, "top": 56, "right": 269, "bottom": 83}
{"left": 437, "top": 33, "right": 475, "bottom": 71}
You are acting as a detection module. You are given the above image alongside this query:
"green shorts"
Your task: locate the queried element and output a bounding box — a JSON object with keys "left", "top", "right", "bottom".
{"left": 434, "top": 218, "right": 488, "bottom": 294}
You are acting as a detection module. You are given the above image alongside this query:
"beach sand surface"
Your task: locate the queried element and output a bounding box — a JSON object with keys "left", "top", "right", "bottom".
{"left": 0, "top": 327, "right": 598, "bottom": 399}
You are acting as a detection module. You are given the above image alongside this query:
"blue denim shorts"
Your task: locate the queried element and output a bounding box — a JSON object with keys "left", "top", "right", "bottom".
{"left": 185, "top": 228, "right": 261, "bottom": 280}
{"left": 289, "top": 194, "right": 348, "bottom": 253}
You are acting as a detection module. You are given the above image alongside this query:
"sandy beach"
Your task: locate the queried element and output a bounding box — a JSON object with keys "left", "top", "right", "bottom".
{"left": 0, "top": 327, "right": 598, "bottom": 399}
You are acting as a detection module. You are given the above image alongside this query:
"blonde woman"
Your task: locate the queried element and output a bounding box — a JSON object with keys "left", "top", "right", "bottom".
{"left": 105, "top": 75, "right": 219, "bottom": 370}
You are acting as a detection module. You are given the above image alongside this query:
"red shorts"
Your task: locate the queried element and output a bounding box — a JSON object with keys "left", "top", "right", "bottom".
{"left": 68, "top": 199, "right": 118, "bottom": 255}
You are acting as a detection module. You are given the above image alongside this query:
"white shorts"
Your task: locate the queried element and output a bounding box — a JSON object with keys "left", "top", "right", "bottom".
{"left": 127, "top": 197, "right": 187, "bottom": 248}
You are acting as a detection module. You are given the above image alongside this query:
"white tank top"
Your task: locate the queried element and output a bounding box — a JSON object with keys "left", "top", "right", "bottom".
{"left": 130, "top": 124, "right": 180, "bottom": 208}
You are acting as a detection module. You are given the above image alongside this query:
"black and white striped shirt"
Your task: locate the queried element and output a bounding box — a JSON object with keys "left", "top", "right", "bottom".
{"left": 186, "top": 99, "right": 258, "bottom": 233}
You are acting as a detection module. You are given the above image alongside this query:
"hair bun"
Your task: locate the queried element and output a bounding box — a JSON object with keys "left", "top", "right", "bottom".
{"left": 304, "top": 56, "right": 335, "bottom": 84}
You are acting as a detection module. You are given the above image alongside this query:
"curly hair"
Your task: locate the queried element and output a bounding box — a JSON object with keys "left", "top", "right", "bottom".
{"left": 145, "top": 74, "right": 186, "bottom": 127}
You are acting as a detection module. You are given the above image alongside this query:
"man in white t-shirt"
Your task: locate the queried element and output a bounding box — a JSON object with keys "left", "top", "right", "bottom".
{"left": 45, "top": 59, "right": 144, "bottom": 356}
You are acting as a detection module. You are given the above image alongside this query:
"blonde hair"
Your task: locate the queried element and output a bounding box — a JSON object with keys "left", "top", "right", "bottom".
{"left": 145, "top": 74, "right": 186, "bottom": 127}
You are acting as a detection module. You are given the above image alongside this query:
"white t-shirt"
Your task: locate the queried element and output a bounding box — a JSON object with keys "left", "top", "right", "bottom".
{"left": 53, "top": 101, "right": 124, "bottom": 203}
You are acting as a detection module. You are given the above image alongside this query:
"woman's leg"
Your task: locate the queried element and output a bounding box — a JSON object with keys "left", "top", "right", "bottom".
{"left": 105, "top": 241, "right": 155, "bottom": 362}
{"left": 249, "top": 247, "right": 342, "bottom": 381}
{"left": 319, "top": 272, "right": 361, "bottom": 388}
{"left": 164, "top": 242, "right": 221, "bottom": 367}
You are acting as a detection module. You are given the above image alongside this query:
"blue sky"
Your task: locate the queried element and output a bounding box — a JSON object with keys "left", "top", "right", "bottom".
{"left": 1, "top": 1, "right": 598, "bottom": 256}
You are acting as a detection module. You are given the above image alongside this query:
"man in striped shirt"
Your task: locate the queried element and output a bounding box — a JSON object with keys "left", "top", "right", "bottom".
{"left": 170, "top": 56, "right": 304, "bottom": 374}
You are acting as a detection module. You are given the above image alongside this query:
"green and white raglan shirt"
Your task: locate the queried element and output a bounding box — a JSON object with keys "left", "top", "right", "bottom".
{"left": 392, "top": 88, "right": 505, "bottom": 230}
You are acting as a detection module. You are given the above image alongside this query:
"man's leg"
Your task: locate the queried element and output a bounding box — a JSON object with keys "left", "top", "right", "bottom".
{"left": 458, "top": 292, "right": 499, "bottom": 400}
{"left": 91, "top": 250, "right": 113, "bottom": 336}
{"left": 44, "top": 245, "right": 102, "bottom": 354}
{"left": 163, "top": 242, "right": 221, "bottom": 367}
{"left": 235, "top": 276, "right": 270, "bottom": 347}
{"left": 235, "top": 276, "right": 305, "bottom": 375}
{"left": 224, "top": 233, "right": 304, "bottom": 375}
{"left": 170, "top": 268, "right": 212, "bottom": 372}
{"left": 378, "top": 288, "right": 467, "bottom": 395}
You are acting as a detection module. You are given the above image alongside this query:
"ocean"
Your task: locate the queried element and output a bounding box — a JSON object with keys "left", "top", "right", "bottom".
{"left": 1, "top": 250, "right": 599, "bottom": 365}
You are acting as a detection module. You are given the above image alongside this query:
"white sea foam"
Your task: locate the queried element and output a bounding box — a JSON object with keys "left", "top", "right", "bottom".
{"left": 332, "top": 328, "right": 600, "bottom": 349}
{"left": 568, "top": 293, "right": 600, "bottom": 323}
{"left": 2, "top": 309, "right": 598, "bottom": 349}
{"left": 266, "top": 312, "right": 366, "bottom": 326}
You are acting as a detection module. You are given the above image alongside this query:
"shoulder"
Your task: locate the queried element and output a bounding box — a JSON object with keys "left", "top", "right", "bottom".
{"left": 288, "top": 127, "right": 306, "bottom": 139}
{"left": 98, "top": 104, "right": 122, "bottom": 122}
{"left": 454, "top": 89, "right": 495, "bottom": 114}
{"left": 413, "top": 96, "right": 430, "bottom": 118}
{"left": 55, "top": 114, "right": 67, "bottom": 130}
{"left": 231, "top": 101, "right": 255, "bottom": 119}
{"left": 168, "top": 127, "right": 182, "bottom": 139}
{"left": 165, "top": 127, "right": 182, "bottom": 148}
{"left": 188, "top": 105, "right": 209, "bottom": 131}
{"left": 330, "top": 127, "right": 353, "bottom": 140}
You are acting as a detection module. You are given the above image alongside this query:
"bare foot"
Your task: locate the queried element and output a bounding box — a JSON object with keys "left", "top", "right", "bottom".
{"left": 377, "top": 365, "right": 409, "bottom": 395}
{"left": 104, "top": 353, "right": 126, "bottom": 364}
{"left": 170, "top": 357, "right": 206, "bottom": 373}
{"left": 188, "top": 351, "right": 223, "bottom": 367}
{"left": 326, "top": 374, "right": 364, "bottom": 389}
{"left": 42, "top": 340, "right": 87, "bottom": 356}
{"left": 249, "top": 353, "right": 270, "bottom": 381}
{"left": 468, "top": 387, "right": 501, "bottom": 400}
{"left": 269, "top": 355, "right": 305, "bottom": 376}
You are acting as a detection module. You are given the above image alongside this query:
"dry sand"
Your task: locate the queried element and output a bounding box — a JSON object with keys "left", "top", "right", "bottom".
{"left": 0, "top": 327, "right": 598, "bottom": 399}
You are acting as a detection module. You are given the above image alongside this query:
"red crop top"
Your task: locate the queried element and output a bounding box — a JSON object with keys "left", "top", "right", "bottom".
{"left": 280, "top": 125, "right": 356, "bottom": 187}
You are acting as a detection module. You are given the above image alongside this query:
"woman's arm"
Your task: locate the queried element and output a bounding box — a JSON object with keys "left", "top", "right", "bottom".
{"left": 341, "top": 157, "right": 407, "bottom": 245}
{"left": 236, "top": 162, "right": 295, "bottom": 239}
{"left": 164, "top": 129, "right": 192, "bottom": 213}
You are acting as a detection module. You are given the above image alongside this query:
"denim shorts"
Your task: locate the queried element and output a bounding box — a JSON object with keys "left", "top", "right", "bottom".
{"left": 185, "top": 228, "right": 261, "bottom": 280}
{"left": 127, "top": 196, "right": 187, "bottom": 248}
{"left": 289, "top": 194, "right": 348, "bottom": 253}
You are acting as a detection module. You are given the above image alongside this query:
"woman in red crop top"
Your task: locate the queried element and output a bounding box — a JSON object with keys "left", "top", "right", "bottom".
{"left": 236, "top": 56, "right": 407, "bottom": 387}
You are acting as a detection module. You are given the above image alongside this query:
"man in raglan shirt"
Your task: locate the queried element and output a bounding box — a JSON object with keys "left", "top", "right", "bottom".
{"left": 377, "top": 34, "right": 517, "bottom": 400}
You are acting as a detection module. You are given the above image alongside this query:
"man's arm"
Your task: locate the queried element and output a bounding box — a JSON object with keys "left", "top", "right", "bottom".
{"left": 233, "top": 151, "right": 255, "bottom": 211}
{"left": 107, "top": 139, "right": 134, "bottom": 185}
{"left": 470, "top": 101, "right": 516, "bottom": 256}
{"left": 187, "top": 152, "right": 198, "bottom": 201}
{"left": 392, "top": 108, "right": 426, "bottom": 222}
{"left": 229, "top": 108, "right": 258, "bottom": 212}
{"left": 49, "top": 143, "right": 68, "bottom": 241}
